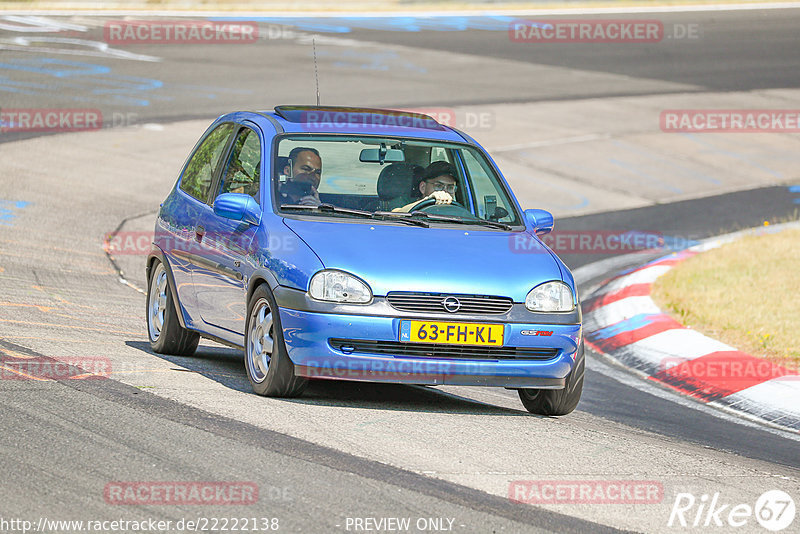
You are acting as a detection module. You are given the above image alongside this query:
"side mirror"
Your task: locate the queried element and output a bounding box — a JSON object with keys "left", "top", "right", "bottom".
{"left": 214, "top": 193, "right": 262, "bottom": 226}
{"left": 524, "top": 208, "right": 554, "bottom": 235}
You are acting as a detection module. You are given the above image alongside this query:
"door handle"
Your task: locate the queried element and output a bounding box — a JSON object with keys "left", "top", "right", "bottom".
{"left": 195, "top": 225, "right": 205, "bottom": 242}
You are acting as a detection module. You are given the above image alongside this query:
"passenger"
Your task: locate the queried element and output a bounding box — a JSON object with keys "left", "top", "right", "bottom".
{"left": 279, "top": 147, "right": 322, "bottom": 206}
{"left": 392, "top": 161, "right": 458, "bottom": 213}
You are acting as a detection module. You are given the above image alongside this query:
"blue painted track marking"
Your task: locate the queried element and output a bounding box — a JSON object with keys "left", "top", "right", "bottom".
{"left": 0, "top": 200, "right": 30, "bottom": 226}
{"left": 0, "top": 57, "right": 110, "bottom": 77}
{"left": 681, "top": 133, "right": 783, "bottom": 179}
{"left": 0, "top": 57, "right": 253, "bottom": 106}
{"left": 790, "top": 185, "right": 800, "bottom": 204}
{"left": 519, "top": 148, "right": 679, "bottom": 195}
{"left": 210, "top": 15, "right": 532, "bottom": 34}
{"left": 611, "top": 139, "right": 720, "bottom": 185}
{"left": 0, "top": 75, "right": 49, "bottom": 94}
{"left": 608, "top": 158, "right": 683, "bottom": 194}
{"left": 519, "top": 173, "right": 589, "bottom": 210}
{"left": 516, "top": 151, "right": 619, "bottom": 211}
{"left": 316, "top": 48, "right": 425, "bottom": 73}
{"left": 589, "top": 313, "right": 659, "bottom": 340}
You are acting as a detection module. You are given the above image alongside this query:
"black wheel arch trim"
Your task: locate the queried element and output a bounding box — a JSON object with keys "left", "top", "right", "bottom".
{"left": 247, "top": 268, "right": 281, "bottom": 302}
{"left": 146, "top": 245, "right": 189, "bottom": 330}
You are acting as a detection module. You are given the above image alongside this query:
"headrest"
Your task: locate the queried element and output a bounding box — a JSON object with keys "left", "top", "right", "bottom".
{"left": 276, "top": 156, "right": 290, "bottom": 173}
{"left": 377, "top": 163, "right": 423, "bottom": 201}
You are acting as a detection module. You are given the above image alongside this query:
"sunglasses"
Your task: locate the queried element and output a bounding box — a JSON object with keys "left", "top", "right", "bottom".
{"left": 429, "top": 181, "right": 457, "bottom": 194}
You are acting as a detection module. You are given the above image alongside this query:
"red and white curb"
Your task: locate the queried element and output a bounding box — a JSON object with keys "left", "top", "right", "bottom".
{"left": 581, "top": 223, "right": 800, "bottom": 432}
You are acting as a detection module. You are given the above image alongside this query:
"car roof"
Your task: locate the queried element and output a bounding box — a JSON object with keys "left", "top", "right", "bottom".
{"left": 241, "top": 106, "right": 472, "bottom": 143}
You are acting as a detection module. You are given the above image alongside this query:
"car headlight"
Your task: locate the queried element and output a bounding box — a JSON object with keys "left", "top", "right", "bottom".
{"left": 308, "top": 270, "right": 372, "bottom": 304}
{"left": 525, "top": 281, "right": 575, "bottom": 312}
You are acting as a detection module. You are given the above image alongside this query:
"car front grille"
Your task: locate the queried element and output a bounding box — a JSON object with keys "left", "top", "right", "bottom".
{"left": 386, "top": 292, "right": 514, "bottom": 315}
{"left": 329, "top": 339, "right": 558, "bottom": 360}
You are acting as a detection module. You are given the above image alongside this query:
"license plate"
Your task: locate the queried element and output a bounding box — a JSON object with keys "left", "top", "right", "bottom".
{"left": 399, "top": 320, "right": 504, "bottom": 346}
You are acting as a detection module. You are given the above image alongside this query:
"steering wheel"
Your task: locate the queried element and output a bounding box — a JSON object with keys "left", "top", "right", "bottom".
{"left": 410, "top": 197, "right": 476, "bottom": 218}
{"left": 411, "top": 197, "right": 463, "bottom": 211}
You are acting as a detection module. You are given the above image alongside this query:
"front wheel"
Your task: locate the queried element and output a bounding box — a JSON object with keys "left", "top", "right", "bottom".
{"left": 518, "top": 341, "right": 585, "bottom": 415}
{"left": 245, "top": 284, "right": 307, "bottom": 397}
{"left": 146, "top": 259, "right": 199, "bottom": 356}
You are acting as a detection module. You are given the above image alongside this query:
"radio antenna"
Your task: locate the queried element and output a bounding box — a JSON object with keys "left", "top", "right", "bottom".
{"left": 313, "top": 37, "right": 320, "bottom": 106}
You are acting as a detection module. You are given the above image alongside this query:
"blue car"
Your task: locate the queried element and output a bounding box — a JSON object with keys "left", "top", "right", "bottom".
{"left": 146, "top": 106, "right": 584, "bottom": 415}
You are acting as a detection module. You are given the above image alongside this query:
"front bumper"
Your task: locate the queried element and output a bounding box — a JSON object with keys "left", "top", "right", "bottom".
{"left": 276, "top": 300, "right": 582, "bottom": 388}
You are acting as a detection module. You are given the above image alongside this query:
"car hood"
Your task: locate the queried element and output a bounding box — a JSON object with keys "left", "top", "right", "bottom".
{"left": 283, "top": 218, "right": 565, "bottom": 301}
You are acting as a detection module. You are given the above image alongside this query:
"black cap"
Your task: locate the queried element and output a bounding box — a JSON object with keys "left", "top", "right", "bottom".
{"left": 422, "top": 161, "right": 457, "bottom": 182}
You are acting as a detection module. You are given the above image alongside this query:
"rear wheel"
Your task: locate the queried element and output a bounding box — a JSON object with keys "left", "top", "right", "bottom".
{"left": 147, "top": 259, "right": 199, "bottom": 356}
{"left": 518, "top": 341, "right": 585, "bottom": 416}
{"left": 245, "top": 284, "right": 307, "bottom": 397}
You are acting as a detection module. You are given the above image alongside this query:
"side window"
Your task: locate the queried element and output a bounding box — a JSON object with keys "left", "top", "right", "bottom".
{"left": 180, "top": 123, "right": 235, "bottom": 202}
{"left": 462, "top": 150, "right": 515, "bottom": 223}
{"left": 219, "top": 128, "right": 261, "bottom": 204}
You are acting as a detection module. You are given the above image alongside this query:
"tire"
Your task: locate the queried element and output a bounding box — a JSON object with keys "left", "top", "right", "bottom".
{"left": 146, "top": 259, "right": 199, "bottom": 356}
{"left": 244, "top": 284, "right": 307, "bottom": 397}
{"left": 518, "top": 341, "right": 585, "bottom": 416}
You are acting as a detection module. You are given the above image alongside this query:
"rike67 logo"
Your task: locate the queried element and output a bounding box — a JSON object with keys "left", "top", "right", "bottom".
{"left": 668, "top": 490, "right": 795, "bottom": 531}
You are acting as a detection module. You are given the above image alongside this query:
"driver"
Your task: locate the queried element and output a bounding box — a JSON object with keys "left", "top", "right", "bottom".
{"left": 279, "top": 147, "right": 322, "bottom": 206}
{"left": 392, "top": 161, "right": 457, "bottom": 213}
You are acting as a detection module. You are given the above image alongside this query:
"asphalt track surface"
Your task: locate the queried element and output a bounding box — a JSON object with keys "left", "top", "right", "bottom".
{"left": 1, "top": 8, "right": 799, "bottom": 534}
{"left": 342, "top": 10, "right": 800, "bottom": 97}
{"left": 0, "top": 8, "right": 798, "bottom": 132}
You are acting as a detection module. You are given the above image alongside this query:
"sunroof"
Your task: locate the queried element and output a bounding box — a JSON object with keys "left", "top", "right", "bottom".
{"left": 273, "top": 105, "right": 446, "bottom": 131}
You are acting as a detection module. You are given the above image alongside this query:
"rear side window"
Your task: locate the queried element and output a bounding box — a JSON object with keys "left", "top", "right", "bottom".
{"left": 219, "top": 127, "right": 261, "bottom": 203}
{"left": 180, "top": 123, "right": 234, "bottom": 202}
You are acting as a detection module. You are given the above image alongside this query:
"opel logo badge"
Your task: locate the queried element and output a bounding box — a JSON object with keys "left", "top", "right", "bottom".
{"left": 443, "top": 296, "right": 461, "bottom": 313}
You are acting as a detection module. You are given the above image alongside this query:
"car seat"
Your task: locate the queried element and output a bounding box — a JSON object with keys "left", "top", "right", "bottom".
{"left": 376, "top": 163, "right": 423, "bottom": 211}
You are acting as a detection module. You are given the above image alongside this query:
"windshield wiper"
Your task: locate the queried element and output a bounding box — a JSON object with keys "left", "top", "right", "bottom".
{"left": 282, "top": 204, "right": 430, "bottom": 227}
{"left": 407, "top": 212, "right": 513, "bottom": 231}
{"left": 456, "top": 218, "right": 514, "bottom": 231}
{"left": 281, "top": 203, "right": 374, "bottom": 218}
{"left": 371, "top": 211, "right": 430, "bottom": 228}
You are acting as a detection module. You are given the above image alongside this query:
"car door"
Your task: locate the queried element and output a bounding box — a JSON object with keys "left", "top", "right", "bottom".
{"left": 192, "top": 124, "right": 262, "bottom": 334}
{"left": 164, "top": 122, "right": 235, "bottom": 324}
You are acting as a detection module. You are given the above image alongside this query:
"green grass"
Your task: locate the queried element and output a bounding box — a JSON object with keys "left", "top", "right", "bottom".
{"left": 652, "top": 227, "right": 800, "bottom": 367}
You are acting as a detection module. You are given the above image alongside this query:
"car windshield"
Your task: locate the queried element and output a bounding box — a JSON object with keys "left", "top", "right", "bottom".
{"left": 274, "top": 135, "right": 521, "bottom": 227}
